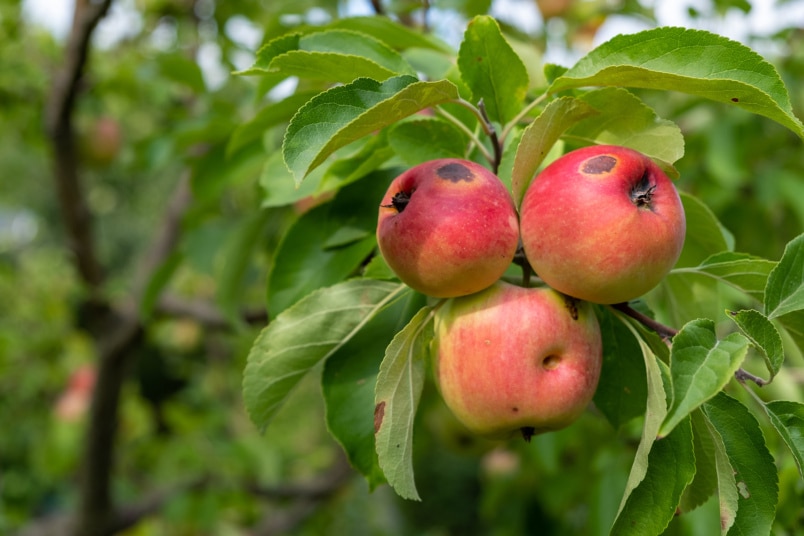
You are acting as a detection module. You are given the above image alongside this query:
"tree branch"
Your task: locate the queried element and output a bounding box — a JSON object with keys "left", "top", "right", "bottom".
{"left": 45, "top": 0, "right": 114, "bottom": 296}
{"left": 74, "top": 170, "right": 193, "bottom": 535}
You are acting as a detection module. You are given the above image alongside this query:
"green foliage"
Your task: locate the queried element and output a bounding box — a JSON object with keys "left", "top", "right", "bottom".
{"left": 6, "top": 0, "right": 804, "bottom": 533}
{"left": 237, "top": 9, "right": 804, "bottom": 534}
{"left": 374, "top": 306, "right": 435, "bottom": 501}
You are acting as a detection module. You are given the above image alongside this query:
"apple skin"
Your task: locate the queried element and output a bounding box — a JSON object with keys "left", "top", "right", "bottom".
{"left": 519, "top": 145, "right": 686, "bottom": 304}
{"left": 377, "top": 159, "right": 519, "bottom": 298}
{"left": 432, "top": 281, "right": 602, "bottom": 440}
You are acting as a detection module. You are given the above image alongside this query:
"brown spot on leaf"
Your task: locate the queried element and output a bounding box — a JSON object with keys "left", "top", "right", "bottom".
{"left": 582, "top": 155, "right": 617, "bottom": 174}
{"left": 731, "top": 97, "right": 739, "bottom": 102}
{"left": 374, "top": 401, "right": 386, "bottom": 434}
{"left": 437, "top": 163, "right": 475, "bottom": 183}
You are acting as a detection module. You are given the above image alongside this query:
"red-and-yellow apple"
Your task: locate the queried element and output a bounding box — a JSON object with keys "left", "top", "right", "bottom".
{"left": 519, "top": 145, "right": 685, "bottom": 304}
{"left": 432, "top": 281, "right": 602, "bottom": 440}
{"left": 377, "top": 159, "right": 519, "bottom": 298}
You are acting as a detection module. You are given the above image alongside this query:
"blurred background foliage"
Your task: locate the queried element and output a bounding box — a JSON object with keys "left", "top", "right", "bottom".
{"left": 1, "top": 0, "right": 803, "bottom": 534}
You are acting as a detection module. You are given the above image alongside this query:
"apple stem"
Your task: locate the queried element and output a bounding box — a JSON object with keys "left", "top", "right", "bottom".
{"left": 476, "top": 99, "right": 502, "bottom": 174}
{"left": 435, "top": 106, "right": 495, "bottom": 166}
{"left": 447, "top": 98, "right": 502, "bottom": 173}
{"left": 610, "top": 302, "right": 678, "bottom": 342}
{"left": 512, "top": 243, "right": 532, "bottom": 287}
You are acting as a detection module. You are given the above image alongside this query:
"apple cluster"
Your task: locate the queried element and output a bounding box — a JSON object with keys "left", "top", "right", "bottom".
{"left": 376, "top": 147, "right": 686, "bottom": 440}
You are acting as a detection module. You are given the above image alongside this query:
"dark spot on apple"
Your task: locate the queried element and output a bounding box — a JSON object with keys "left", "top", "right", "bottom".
{"left": 582, "top": 155, "right": 617, "bottom": 174}
{"left": 542, "top": 354, "right": 561, "bottom": 370}
{"left": 521, "top": 427, "right": 535, "bottom": 442}
{"left": 731, "top": 97, "right": 739, "bottom": 102}
{"left": 374, "top": 401, "right": 386, "bottom": 433}
{"left": 563, "top": 296, "right": 579, "bottom": 320}
{"left": 512, "top": 406, "right": 519, "bottom": 413}
{"left": 380, "top": 190, "right": 413, "bottom": 213}
{"left": 630, "top": 171, "right": 657, "bottom": 209}
{"left": 437, "top": 163, "right": 475, "bottom": 183}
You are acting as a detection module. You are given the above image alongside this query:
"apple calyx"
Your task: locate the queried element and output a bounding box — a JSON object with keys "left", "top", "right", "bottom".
{"left": 381, "top": 190, "right": 413, "bottom": 212}
{"left": 630, "top": 171, "right": 657, "bottom": 209}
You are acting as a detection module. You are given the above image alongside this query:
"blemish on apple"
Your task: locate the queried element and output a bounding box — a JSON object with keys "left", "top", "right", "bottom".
{"left": 436, "top": 162, "right": 475, "bottom": 183}
{"left": 582, "top": 155, "right": 617, "bottom": 174}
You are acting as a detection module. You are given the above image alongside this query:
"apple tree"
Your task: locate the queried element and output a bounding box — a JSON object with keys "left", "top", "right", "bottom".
{"left": 241, "top": 6, "right": 804, "bottom": 535}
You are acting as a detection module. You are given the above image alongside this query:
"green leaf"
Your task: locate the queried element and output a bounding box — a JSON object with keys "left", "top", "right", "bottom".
{"left": 764, "top": 400, "right": 804, "bottom": 479}
{"left": 660, "top": 319, "right": 749, "bottom": 437}
{"left": 239, "top": 33, "right": 299, "bottom": 76}
{"left": 680, "top": 410, "right": 719, "bottom": 514}
{"left": 318, "top": 133, "right": 396, "bottom": 192}
{"left": 268, "top": 51, "right": 402, "bottom": 84}
{"left": 267, "top": 169, "right": 394, "bottom": 316}
{"left": 728, "top": 309, "right": 784, "bottom": 380}
{"left": 216, "top": 210, "right": 271, "bottom": 328}
{"left": 777, "top": 309, "right": 804, "bottom": 356}
{"left": 671, "top": 252, "right": 776, "bottom": 303}
{"left": 676, "top": 192, "right": 733, "bottom": 268}
{"left": 611, "top": 315, "right": 669, "bottom": 516}
{"left": 765, "top": 233, "right": 804, "bottom": 319}
{"left": 510, "top": 97, "right": 597, "bottom": 206}
{"left": 374, "top": 306, "right": 434, "bottom": 501}
{"left": 549, "top": 27, "right": 804, "bottom": 138}
{"left": 703, "top": 392, "right": 779, "bottom": 535}
{"left": 650, "top": 271, "right": 722, "bottom": 333}
{"left": 457, "top": 15, "right": 529, "bottom": 125}
{"left": 241, "top": 30, "right": 414, "bottom": 83}
{"left": 329, "top": 16, "right": 453, "bottom": 53}
{"left": 387, "top": 118, "right": 468, "bottom": 165}
{"left": 700, "top": 404, "right": 739, "bottom": 533}
{"left": 323, "top": 291, "right": 425, "bottom": 488}
{"left": 259, "top": 151, "right": 324, "bottom": 209}
{"left": 227, "top": 90, "right": 320, "bottom": 157}
{"left": 301, "top": 30, "right": 415, "bottom": 74}
{"left": 568, "top": 87, "right": 684, "bottom": 175}
{"left": 611, "top": 417, "right": 695, "bottom": 535}
{"left": 593, "top": 306, "right": 648, "bottom": 429}
{"left": 363, "top": 254, "right": 398, "bottom": 281}
{"left": 283, "top": 75, "right": 460, "bottom": 183}
{"left": 243, "top": 279, "right": 408, "bottom": 431}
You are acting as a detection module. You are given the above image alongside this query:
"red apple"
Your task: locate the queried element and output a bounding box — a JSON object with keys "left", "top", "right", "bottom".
{"left": 80, "top": 116, "right": 123, "bottom": 167}
{"left": 432, "top": 281, "right": 602, "bottom": 440}
{"left": 377, "top": 159, "right": 519, "bottom": 298}
{"left": 519, "top": 145, "right": 685, "bottom": 304}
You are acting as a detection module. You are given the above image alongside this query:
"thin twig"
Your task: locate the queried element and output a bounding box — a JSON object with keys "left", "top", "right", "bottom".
{"left": 734, "top": 368, "right": 768, "bottom": 387}
{"left": 476, "top": 99, "right": 502, "bottom": 173}
{"left": 435, "top": 106, "right": 495, "bottom": 165}
{"left": 609, "top": 302, "right": 679, "bottom": 342}
{"left": 499, "top": 93, "right": 548, "bottom": 143}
